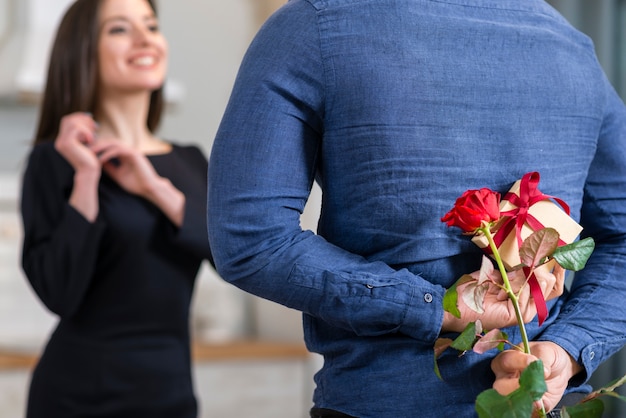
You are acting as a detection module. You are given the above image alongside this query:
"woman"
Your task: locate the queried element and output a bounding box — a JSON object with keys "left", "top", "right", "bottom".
{"left": 20, "top": 0, "right": 211, "bottom": 416}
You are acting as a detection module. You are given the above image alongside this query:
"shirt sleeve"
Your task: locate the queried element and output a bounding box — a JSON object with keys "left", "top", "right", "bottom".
{"left": 207, "top": 1, "right": 445, "bottom": 343}
{"left": 537, "top": 76, "right": 626, "bottom": 382}
{"left": 20, "top": 144, "right": 106, "bottom": 318}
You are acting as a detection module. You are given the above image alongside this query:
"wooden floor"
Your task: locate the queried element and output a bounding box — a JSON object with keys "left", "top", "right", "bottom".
{"left": 0, "top": 339, "right": 316, "bottom": 418}
{"left": 0, "top": 339, "right": 310, "bottom": 371}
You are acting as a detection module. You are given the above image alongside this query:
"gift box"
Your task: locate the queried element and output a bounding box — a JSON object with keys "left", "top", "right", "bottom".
{"left": 471, "top": 174, "right": 583, "bottom": 270}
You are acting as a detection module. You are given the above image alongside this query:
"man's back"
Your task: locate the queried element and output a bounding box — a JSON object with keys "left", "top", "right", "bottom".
{"left": 209, "top": 1, "right": 626, "bottom": 416}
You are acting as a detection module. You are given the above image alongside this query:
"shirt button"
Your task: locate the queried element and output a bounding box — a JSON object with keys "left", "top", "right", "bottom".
{"left": 589, "top": 351, "right": 595, "bottom": 360}
{"left": 424, "top": 293, "right": 433, "bottom": 303}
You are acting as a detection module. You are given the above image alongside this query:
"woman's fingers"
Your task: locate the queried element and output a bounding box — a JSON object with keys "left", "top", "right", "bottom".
{"left": 54, "top": 113, "right": 101, "bottom": 171}
{"left": 91, "top": 142, "right": 122, "bottom": 164}
{"left": 58, "top": 112, "right": 97, "bottom": 144}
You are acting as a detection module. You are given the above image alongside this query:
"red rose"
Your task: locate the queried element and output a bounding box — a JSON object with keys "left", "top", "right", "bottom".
{"left": 441, "top": 188, "right": 501, "bottom": 233}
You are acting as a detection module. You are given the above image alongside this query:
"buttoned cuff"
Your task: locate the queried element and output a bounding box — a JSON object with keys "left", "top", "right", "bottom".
{"left": 398, "top": 281, "right": 446, "bottom": 344}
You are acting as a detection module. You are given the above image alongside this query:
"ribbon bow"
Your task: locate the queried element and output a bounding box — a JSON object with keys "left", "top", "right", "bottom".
{"left": 490, "top": 172, "right": 570, "bottom": 325}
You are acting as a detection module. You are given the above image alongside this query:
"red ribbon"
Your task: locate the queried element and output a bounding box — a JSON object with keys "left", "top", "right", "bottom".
{"left": 487, "top": 172, "right": 570, "bottom": 325}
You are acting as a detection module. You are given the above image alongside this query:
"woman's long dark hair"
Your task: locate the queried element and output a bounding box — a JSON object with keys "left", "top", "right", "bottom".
{"left": 34, "top": 0, "right": 163, "bottom": 145}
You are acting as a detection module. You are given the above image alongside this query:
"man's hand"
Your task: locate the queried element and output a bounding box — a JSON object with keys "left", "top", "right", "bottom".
{"left": 442, "top": 264, "right": 564, "bottom": 333}
{"left": 491, "top": 341, "right": 584, "bottom": 413}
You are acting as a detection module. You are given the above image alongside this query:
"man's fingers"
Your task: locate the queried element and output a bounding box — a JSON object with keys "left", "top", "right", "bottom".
{"left": 493, "top": 350, "right": 538, "bottom": 375}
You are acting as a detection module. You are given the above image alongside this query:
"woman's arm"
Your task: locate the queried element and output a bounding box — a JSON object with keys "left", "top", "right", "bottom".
{"left": 21, "top": 144, "right": 105, "bottom": 317}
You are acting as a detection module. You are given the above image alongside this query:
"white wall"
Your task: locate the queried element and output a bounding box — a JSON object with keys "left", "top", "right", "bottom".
{"left": 157, "top": 0, "right": 259, "bottom": 152}
{"left": 13, "top": 0, "right": 74, "bottom": 94}
{"left": 0, "top": 0, "right": 25, "bottom": 96}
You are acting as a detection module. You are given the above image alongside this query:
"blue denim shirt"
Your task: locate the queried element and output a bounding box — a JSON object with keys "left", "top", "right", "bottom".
{"left": 208, "top": 0, "right": 626, "bottom": 416}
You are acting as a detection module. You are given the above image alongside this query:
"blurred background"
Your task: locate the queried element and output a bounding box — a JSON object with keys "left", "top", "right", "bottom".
{"left": 0, "top": 0, "right": 624, "bottom": 417}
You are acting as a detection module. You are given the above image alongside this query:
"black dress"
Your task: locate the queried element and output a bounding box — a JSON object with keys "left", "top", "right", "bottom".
{"left": 20, "top": 142, "right": 212, "bottom": 418}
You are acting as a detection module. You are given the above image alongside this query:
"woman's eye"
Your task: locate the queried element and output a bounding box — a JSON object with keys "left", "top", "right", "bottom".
{"left": 147, "top": 24, "right": 159, "bottom": 32}
{"left": 108, "top": 26, "right": 127, "bottom": 35}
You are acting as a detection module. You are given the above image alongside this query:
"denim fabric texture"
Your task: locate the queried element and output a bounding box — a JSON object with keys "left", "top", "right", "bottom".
{"left": 208, "top": 0, "right": 626, "bottom": 416}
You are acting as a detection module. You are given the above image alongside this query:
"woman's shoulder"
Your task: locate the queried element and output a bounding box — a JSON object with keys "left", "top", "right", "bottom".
{"left": 22, "top": 141, "right": 74, "bottom": 194}
{"left": 29, "top": 141, "right": 56, "bottom": 158}
{"left": 26, "top": 141, "right": 71, "bottom": 173}
{"left": 169, "top": 141, "right": 206, "bottom": 156}
{"left": 166, "top": 141, "right": 208, "bottom": 165}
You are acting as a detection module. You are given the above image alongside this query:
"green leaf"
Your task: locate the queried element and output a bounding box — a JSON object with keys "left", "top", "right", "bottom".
{"left": 559, "top": 372, "right": 626, "bottom": 416}
{"left": 607, "top": 392, "right": 626, "bottom": 403}
{"left": 518, "top": 360, "right": 547, "bottom": 401}
{"left": 433, "top": 338, "right": 453, "bottom": 380}
{"left": 552, "top": 238, "right": 595, "bottom": 271}
{"left": 599, "top": 373, "right": 626, "bottom": 393}
{"left": 519, "top": 228, "right": 559, "bottom": 269}
{"left": 460, "top": 256, "right": 495, "bottom": 315}
{"left": 443, "top": 285, "right": 461, "bottom": 318}
{"left": 473, "top": 328, "right": 509, "bottom": 354}
{"left": 475, "top": 360, "right": 546, "bottom": 418}
{"left": 586, "top": 373, "right": 626, "bottom": 400}
{"left": 476, "top": 389, "right": 535, "bottom": 418}
{"left": 434, "top": 338, "right": 453, "bottom": 359}
{"left": 561, "top": 398, "right": 604, "bottom": 418}
{"left": 497, "top": 330, "right": 508, "bottom": 351}
{"left": 450, "top": 322, "right": 478, "bottom": 351}
{"left": 443, "top": 274, "right": 475, "bottom": 318}
{"left": 434, "top": 357, "right": 442, "bottom": 381}
{"left": 462, "top": 282, "right": 488, "bottom": 314}
{"left": 477, "top": 255, "right": 495, "bottom": 285}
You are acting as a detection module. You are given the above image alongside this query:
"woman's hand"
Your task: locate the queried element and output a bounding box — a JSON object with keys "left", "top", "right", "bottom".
{"left": 90, "top": 138, "right": 160, "bottom": 198}
{"left": 91, "top": 139, "right": 186, "bottom": 226}
{"left": 54, "top": 112, "right": 101, "bottom": 175}
{"left": 54, "top": 113, "right": 101, "bottom": 221}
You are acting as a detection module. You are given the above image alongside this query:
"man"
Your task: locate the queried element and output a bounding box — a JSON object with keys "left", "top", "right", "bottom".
{"left": 208, "top": 1, "right": 626, "bottom": 416}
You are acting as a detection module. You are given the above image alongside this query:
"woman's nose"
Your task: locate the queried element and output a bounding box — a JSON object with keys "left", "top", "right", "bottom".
{"left": 132, "top": 27, "right": 151, "bottom": 45}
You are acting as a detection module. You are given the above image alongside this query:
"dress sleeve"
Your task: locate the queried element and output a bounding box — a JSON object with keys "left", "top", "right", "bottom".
{"left": 167, "top": 145, "right": 214, "bottom": 265}
{"left": 207, "top": 2, "right": 445, "bottom": 343}
{"left": 537, "top": 76, "right": 626, "bottom": 383}
{"left": 20, "top": 144, "right": 106, "bottom": 318}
